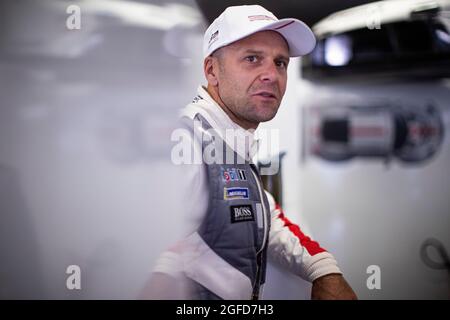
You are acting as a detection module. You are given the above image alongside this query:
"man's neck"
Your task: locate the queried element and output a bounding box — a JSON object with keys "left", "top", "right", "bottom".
{"left": 205, "top": 85, "right": 258, "bottom": 131}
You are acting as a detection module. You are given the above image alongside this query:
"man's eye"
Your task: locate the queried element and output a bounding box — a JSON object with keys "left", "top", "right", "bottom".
{"left": 245, "top": 55, "right": 258, "bottom": 63}
{"left": 276, "top": 60, "right": 287, "bottom": 68}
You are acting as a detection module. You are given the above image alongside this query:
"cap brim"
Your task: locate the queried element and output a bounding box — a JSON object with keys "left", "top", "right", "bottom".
{"left": 258, "top": 18, "right": 316, "bottom": 57}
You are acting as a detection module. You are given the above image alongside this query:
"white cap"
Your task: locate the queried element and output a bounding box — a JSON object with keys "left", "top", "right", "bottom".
{"left": 203, "top": 5, "right": 316, "bottom": 59}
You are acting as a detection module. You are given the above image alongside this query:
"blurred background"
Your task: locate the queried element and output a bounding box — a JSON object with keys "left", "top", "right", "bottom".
{"left": 0, "top": 0, "right": 449, "bottom": 299}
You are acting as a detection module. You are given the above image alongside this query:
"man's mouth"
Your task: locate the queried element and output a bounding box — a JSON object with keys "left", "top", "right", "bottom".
{"left": 253, "top": 91, "right": 277, "bottom": 99}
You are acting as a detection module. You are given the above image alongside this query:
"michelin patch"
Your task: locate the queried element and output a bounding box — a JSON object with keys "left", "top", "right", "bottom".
{"left": 224, "top": 187, "right": 249, "bottom": 200}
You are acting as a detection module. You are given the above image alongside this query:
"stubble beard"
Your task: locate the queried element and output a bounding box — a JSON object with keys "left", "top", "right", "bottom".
{"left": 221, "top": 87, "right": 280, "bottom": 125}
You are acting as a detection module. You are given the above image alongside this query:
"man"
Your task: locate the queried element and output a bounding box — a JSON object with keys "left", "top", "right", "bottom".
{"left": 144, "top": 4, "right": 357, "bottom": 300}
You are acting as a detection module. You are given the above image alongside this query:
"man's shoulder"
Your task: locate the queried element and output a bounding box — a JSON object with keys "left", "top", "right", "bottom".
{"left": 180, "top": 94, "right": 210, "bottom": 121}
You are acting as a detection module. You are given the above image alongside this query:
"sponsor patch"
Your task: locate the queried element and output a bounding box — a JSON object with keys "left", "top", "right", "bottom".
{"left": 237, "top": 169, "right": 247, "bottom": 181}
{"left": 230, "top": 205, "right": 254, "bottom": 223}
{"left": 221, "top": 168, "right": 247, "bottom": 182}
{"left": 224, "top": 187, "right": 249, "bottom": 200}
{"left": 192, "top": 95, "right": 203, "bottom": 103}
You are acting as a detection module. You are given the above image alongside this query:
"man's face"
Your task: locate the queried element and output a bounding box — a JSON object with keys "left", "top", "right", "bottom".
{"left": 212, "top": 31, "right": 289, "bottom": 129}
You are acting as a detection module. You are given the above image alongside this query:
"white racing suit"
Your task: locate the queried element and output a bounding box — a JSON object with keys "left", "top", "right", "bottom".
{"left": 152, "top": 86, "right": 341, "bottom": 300}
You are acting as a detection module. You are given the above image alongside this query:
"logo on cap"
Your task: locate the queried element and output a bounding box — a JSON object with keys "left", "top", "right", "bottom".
{"left": 208, "top": 30, "right": 219, "bottom": 47}
{"left": 248, "top": 15, "right": 276, "bottom": 22}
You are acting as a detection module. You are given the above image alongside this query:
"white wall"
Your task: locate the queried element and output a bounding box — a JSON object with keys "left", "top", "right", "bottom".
{"left": 261, "top": 70, "right": 450, "bottom": 299}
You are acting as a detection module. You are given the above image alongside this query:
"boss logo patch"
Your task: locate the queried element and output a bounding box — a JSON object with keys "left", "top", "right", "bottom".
{"left": 230, "top": 205, "right": 254, "bottom": 223}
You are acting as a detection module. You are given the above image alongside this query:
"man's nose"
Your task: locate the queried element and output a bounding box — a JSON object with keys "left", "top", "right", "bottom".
{"left": 259, "top": 62, "right": 278, "bottom": 83}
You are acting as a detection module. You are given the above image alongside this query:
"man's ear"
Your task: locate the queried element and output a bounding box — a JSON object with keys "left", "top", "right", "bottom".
{"left": 204, "top": 56, "right": 219, "bottom": 87}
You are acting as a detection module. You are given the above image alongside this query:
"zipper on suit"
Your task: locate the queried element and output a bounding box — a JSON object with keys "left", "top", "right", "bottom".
{"left": 250, "top": 166, "right": 268, "bottom": 300}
